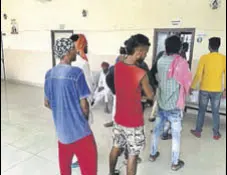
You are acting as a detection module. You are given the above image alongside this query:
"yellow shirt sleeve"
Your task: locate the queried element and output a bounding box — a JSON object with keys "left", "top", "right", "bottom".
{"left": 224, "top": 57, "right": 226, "bottom": 89}
{"left": 191, "top": 56, "right": 205, "bottom": 89}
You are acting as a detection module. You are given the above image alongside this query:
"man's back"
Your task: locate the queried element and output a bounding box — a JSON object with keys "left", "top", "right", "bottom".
{"left": 44, "top": 64, "right": 91, "bottom": 144}
{"left": 157, "top": 55, "right": 180, "bottom": 110}
{"left": 114, "top": 62, "right": 146, "bottom": 127}
{"left": 193, "top": 53, "right": 226, "bottom": 92}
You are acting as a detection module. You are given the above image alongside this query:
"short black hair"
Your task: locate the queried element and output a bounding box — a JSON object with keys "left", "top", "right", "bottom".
{"left": 70, "top": 34, "right": 79, "bottom": 42}
{"left": 165, "top": 35, "right": 182, "bottom": 55}
{"left": 119, "top": 47, "right": 127, "bottom": 55}
{"left": 182, "top": 42, "right": 189, "bottom": 50}
{"left": 209, "top": 37, "right": 221, "bottom": 50}
{"left": 124, "top": 34, "right": 150, "bottom": 55}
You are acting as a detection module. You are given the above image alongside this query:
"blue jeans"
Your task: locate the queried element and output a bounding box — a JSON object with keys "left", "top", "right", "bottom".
{"left": 150, "top": 108, "right": 182, "bottom": 165}
{"left": 195, "top": 90, "right": 222, "bottom": 135}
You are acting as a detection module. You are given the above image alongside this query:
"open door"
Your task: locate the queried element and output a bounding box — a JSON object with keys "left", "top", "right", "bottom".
{"left": 152, "top": 28, "right": 196, "bottom": 69}
{"left": 51, "top": 30, "right": 74, "bottom": 67}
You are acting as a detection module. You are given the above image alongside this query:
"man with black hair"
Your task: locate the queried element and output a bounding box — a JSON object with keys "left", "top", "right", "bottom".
{"left": 180, "top": 42, "right": 189, "bottom": 60}
{"left": 108, "top": 34, "right": 154, "bottom": 175}
{"left": 70, "top": 34, "right": 95, "bottom": 94}
{"left": 104, "top": 47, "right": 127, "bottom": 128}
{"left": 149, "top": 51, "right": 172, "bottom": 141}
{"left": 190, "top": 37, "right": 226, "bottom": 140}
{"left": 105, "top": 46, "right": 150, "bottom": 127}
{"left": 149, "top": 35, "right": 185, "bottom": 171}
{"left": 70, "top": 34, "right": 95, "bottom": 169}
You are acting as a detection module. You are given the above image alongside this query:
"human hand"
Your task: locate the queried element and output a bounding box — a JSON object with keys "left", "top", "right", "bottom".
{"left": 189, "top": 88, "right": 194, "bottom": 95}
{"left": 222, "top": 89, "right": 226, "bottom": 98}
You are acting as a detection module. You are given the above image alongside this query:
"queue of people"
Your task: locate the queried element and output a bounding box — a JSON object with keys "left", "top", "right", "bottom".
{"left": 44, "top": 33, "right": 226, "bottom": 175}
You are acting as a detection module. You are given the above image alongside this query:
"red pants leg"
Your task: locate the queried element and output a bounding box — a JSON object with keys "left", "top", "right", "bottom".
{"left": 73, "top": 135, "right": 97, "bottom": 175}
{"left": 58, "top": 141, "right": 74, "bottom": 175}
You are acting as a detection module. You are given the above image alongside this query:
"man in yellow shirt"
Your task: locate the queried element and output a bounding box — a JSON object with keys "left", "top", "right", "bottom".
{"left": 190, "top": 37, "right": 226, "bottom": 140}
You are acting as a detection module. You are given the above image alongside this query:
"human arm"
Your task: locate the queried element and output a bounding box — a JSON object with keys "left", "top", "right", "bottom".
{"left": 77, "top": 72, "right": 91, "bottom": 120}
{"left": 190, "top": 56, "right": 205, "bottom": 90}
{"left": 97, "top": 71, "right": 103, "bottom": 87}
{"left": 106, "top": 66, "right": 115, "bottom": 94}
{"left": 44, "top": 73, "right": 51, "bottom": 110}
{"left": 80, "top": 98, "right": 89, "bottom": 120}
{"left": 141, "top": 74, "right": 154, "bottom": 101}
{"left": 223, "top": 57, "right": 226, "bottom": 97}
{"left": 44, "top": 97, "right": 51, "bottom": 109}
{"left": 149, "top": 61, "right": 158, "bottom": 88}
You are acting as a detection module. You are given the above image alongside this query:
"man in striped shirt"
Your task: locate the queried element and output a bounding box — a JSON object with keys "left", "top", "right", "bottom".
{"left": 149, "top": 35, "right": 184, "bottom": 171}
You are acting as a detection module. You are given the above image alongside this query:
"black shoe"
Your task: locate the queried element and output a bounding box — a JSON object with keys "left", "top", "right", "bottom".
{"left": 149, "top": 118, "right": 156, "bottom": 122}
{"left": 149, "top": 152, "right": 160, "bottom": 162}
{"left": 161, "top": 134, "right": 172, "bottom": 140}
{"left": 104, "top": 121, "right": 114, "bottom": 128}
{"left": 111, "top": 169, "right": 120, "bottom": 175}
{"left": 171, "top": 160, "right": 185, "bottom": 171}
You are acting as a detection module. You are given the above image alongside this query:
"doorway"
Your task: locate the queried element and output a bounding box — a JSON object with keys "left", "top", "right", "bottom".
{"left": 152, "top": 28, "right": 196, "bottom": 69}
{"left": 1, "top": 31, "right": 6, "bottom": 80}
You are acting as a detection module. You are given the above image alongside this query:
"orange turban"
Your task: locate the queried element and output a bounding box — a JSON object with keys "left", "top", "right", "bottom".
{"left": 76, "top": 34, "right": 88, "bottom": 61}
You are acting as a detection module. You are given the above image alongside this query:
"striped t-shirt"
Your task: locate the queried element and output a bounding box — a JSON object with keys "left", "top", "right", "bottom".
{"left": 157, "top": 55, "right": 180, "bottom": 110}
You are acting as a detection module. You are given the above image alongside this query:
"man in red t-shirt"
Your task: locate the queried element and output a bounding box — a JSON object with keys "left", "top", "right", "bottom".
{"left": 108, "top": 34, "right": 154, "bottom": 175}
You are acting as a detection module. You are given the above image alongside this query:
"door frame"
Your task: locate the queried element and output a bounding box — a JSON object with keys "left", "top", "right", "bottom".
{"left": 152, "top": 28, "right": 196, "bottom": 68}
{"left": 1, "top": 31, "right": 6, "bottom": 80}
{"left": 51, "top": 30, "right": 74, "bottom": 67}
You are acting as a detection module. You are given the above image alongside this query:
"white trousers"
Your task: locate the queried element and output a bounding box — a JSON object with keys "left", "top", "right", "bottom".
{"left": 93, "top": 88, "right": 110, "bottom": 106}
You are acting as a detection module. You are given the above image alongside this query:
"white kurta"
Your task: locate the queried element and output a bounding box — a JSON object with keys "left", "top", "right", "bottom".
{"left": 72, "top": 55, "right": 95, "bottom": 95}
{"left": 93, "top": 71, "right": 111, "bottom": 106}
{"left": 71, "top": 55, "right": 94, "bottom": 124}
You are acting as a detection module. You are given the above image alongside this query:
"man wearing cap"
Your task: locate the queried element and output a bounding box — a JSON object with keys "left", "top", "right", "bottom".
{"left": 69, "top": 34, "right": 96, "bottom": 168}
{"left": 44, "top": 38, "right": 97, "bottom": 175}
{"left": 190, "top": 37, "right": 226, "bottom": 140}
{"left": 92, "top": 61, "right": 112, "bottom": 113}
{"left": 70, "top": 34, "right": 95, "bottom": 95}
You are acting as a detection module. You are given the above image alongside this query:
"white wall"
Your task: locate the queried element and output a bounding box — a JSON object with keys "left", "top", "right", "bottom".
{"left": 1, "top": 0, "right": 226, "bottom": 85}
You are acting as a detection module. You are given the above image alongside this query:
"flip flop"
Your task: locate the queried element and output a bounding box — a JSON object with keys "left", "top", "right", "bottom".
{"left": 71, "top": 161, "right": 79, "bottom": 168}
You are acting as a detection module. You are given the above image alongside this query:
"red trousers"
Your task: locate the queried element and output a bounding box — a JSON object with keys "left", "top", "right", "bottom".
{"left": 58, "top": 135, "right": 97, "bottom": 175}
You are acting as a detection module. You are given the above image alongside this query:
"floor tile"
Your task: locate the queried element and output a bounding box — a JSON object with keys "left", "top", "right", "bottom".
{"left": 1, "top": 144, "right": 33, "bottom": 173}
{"left": 2, "top": 156, "right": 59, "bottom": 175}
{"left": 1, "top": 81, "right": 226, "bottom": 175}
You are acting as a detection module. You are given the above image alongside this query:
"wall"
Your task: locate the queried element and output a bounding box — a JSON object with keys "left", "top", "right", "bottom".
{"left": 1, "top": 0, "right": 226, "bottom": 86}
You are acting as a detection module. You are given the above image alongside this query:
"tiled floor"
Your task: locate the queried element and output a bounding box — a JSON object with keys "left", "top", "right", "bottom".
{"left": 1, "top": 81, "right": 226, "bottom": 175}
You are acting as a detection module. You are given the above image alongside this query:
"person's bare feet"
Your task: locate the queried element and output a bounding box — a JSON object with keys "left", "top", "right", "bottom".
{"left": 104, "top": 121, "right": 114, "bottom": 127}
